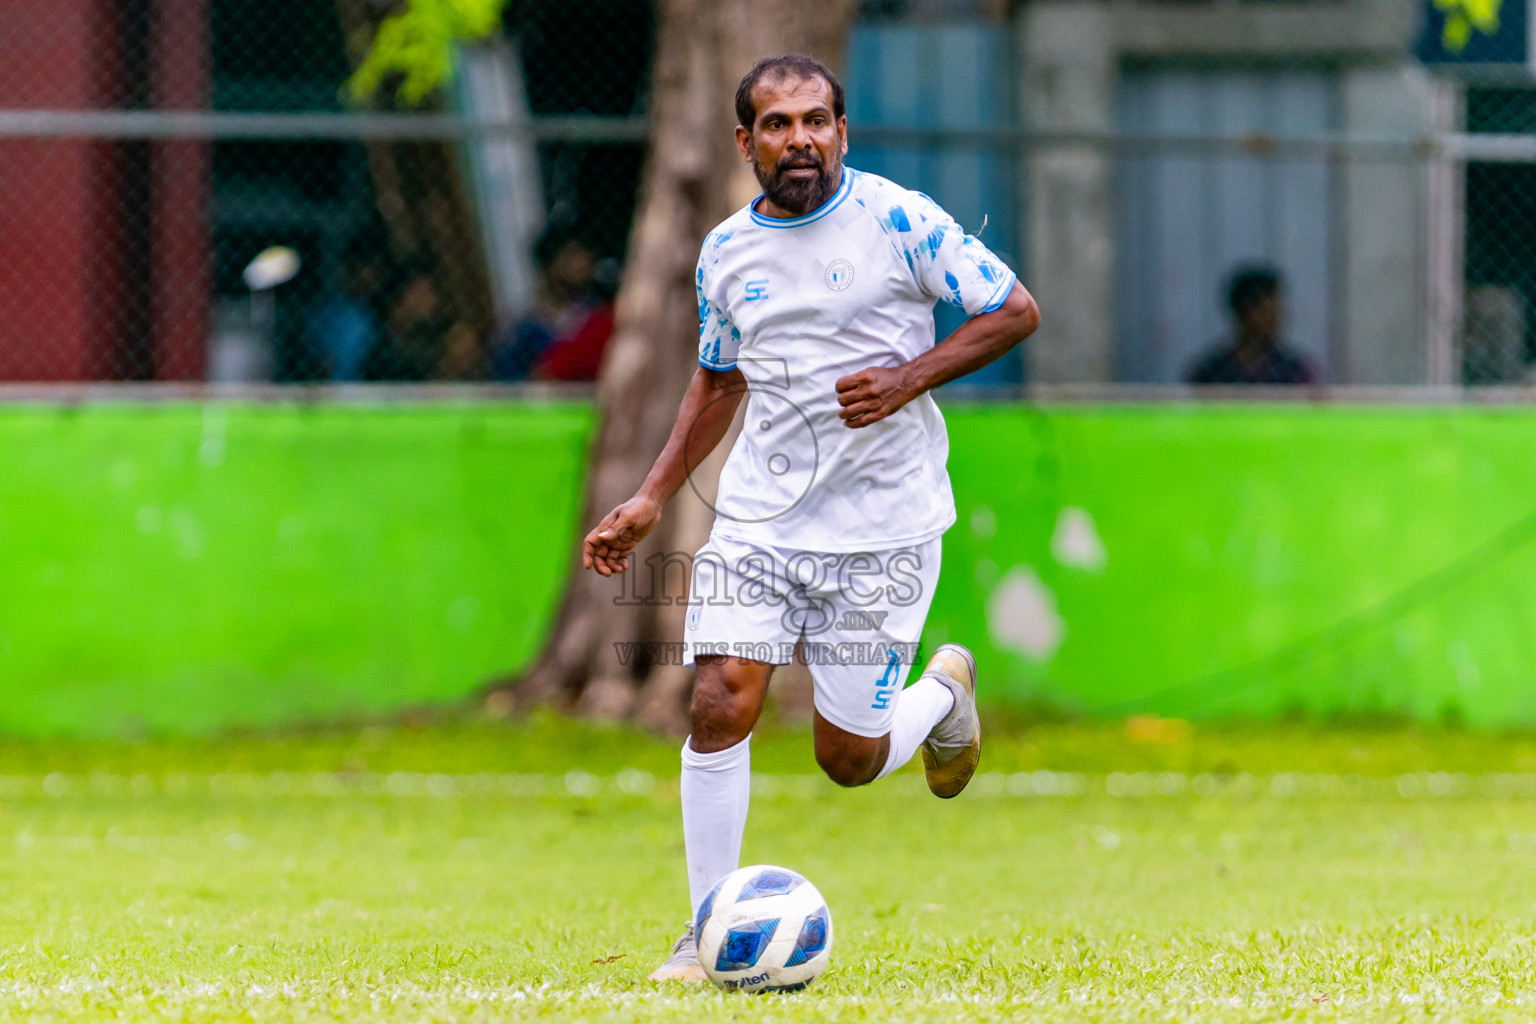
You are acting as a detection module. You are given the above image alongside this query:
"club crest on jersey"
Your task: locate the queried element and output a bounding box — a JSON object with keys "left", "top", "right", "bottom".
{"left": 824, "top": 259, "right": 854, "bottom": 291}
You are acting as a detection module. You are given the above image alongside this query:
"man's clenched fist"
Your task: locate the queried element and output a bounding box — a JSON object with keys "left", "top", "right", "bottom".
{"left": 835, "top": 366, "right": 917, "bottom": 428}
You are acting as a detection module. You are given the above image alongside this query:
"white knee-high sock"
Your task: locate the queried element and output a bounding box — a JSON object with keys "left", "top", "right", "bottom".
{"left": 680, "top": 734, "right": 752, "bottom": 915}
{"left": 875, "top": 675, "right": 955, "bottom": 780}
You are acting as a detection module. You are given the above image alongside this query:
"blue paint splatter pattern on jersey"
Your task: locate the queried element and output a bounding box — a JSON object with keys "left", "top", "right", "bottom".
{"left": 859, "top": 173, "right": 1017, "bottom": 315}
{"left": 696, "top": 227, "right": 741, "bottom": 369}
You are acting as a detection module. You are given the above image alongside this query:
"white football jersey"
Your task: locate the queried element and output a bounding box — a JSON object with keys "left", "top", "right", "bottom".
{"left": 695, "top": 167, "right": 1016, "bottom": 553}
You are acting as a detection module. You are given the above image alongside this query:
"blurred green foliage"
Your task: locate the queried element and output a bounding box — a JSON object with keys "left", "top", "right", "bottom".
{"left": 347, "top": 0, "right": 510, "bottom": 106}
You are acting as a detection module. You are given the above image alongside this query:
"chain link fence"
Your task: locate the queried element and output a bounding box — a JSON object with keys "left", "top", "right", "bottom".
{"left": 0, "top": 0, "right": 651, "bottom": 384}
{"left": 0, "top": 1, "right": 1530, "bottom": 389}
{"left": 1460, "top": 85, "right": 1536, "bottom": 385}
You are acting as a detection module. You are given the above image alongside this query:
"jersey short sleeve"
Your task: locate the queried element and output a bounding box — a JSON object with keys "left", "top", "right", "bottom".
{"left": 696, "top": 229, "right": 741, "bottom": 370}
{"left": 865, "top": 182, "right": 1017, "bottom": 316}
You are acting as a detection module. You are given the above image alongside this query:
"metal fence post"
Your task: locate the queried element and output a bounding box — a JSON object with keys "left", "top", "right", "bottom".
{"left": 1426, "top": 80, "right": 1465, "bottom": 388}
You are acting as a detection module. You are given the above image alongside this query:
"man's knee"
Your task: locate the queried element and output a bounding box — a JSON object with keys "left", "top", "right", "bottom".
{"left": 815, "top": 748, "right": 875, "bottom": 788}
{"left": 690, "top": 656, "right": 770, "bottom": 752}
{"left": 814, "top": 735, "right": 886, "bottom": 788}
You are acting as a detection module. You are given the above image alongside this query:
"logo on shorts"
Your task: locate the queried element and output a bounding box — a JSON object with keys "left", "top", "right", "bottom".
{"left": 871, "top": 650, "right": 902, "bottom": 710}
{"left": 824, "top": 259, "right": 854, "bottom": 291}
{"left": 686, "top": 605, "right": 702, "bottom": 631}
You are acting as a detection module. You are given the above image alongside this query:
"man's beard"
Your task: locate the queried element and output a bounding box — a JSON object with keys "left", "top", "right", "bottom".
{"left": 755, "top": 149, "right": 842, "bottom": 216}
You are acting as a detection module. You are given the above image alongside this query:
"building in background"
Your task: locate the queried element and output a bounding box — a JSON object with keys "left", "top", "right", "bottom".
{"left": 0, "top": 0, "right": 208, "bottom": 381}
{"left": 1424, "top": 0, "right": 1536, "bottom": 386}
{"left": 1019, "top": 0, "right": 1436, "bottom": 385}
{"left": 846, "top": 8, "right": 1023, "bottom": 385}
{"left": 0, "top": 0, "right": 651, "bottom": 383}
{"left": 207, "top": 0, "right": 651, "bottom": 383}
{"left": 1, "top": 0, "right": 1533, "bottom": 386}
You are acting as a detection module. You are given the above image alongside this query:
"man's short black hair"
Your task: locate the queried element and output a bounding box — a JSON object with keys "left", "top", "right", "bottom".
{"left": 1226, "top": 264, "right": 1282, "bottom": 317}
{"left": 735, "top": 54, "right": 845, "bottom": 130}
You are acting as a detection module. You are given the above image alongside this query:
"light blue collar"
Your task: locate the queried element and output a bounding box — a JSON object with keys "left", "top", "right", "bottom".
{"left": 749, "top": 167, "right": 855, "bottom": 229}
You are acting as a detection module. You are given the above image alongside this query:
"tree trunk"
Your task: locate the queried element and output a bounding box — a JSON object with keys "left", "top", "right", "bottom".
{"left": 335, "top": 0, "right": 496, "bottom": 350}
{"left": 496, "top": 0, "right": 855, "bottom": 731}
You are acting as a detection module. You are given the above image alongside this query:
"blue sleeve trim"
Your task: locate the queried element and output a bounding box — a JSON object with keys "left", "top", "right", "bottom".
{"left": 977, "top": 271, "right": 1018, "bottom": 315}
{"left": 699, "top": 358, "right": 737, "bottom": 371}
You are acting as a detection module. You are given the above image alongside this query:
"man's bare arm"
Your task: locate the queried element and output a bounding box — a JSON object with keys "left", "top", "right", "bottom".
{"left": 835, "top": 283, "right": 1040, "bottom": 429}
{"left": 582, "top": 365, "right": 747, "bottom": 576}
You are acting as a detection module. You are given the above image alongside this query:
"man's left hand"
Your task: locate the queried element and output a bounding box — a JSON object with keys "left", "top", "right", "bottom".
{"left": 835, "top": 366, "right": 916, "bottom": 428}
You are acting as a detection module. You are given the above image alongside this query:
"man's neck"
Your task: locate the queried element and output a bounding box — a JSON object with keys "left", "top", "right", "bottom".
{"left": 755, "top": 166, "right": 844, "bottom": 220}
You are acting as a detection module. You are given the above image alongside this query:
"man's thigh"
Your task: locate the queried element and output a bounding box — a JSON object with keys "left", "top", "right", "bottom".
{"left": 683, "top": 535, "right": 799, "bottom": 667}
{"left": 801, "top": 538, "right": 943, "bottom": 739}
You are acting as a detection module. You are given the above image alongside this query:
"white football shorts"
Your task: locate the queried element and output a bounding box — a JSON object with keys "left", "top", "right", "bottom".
{"left": 682, "top": 531, "right": 942, "bottom": 738}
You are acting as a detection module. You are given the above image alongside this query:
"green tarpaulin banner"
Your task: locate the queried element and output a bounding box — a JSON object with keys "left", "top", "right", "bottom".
{"left": 3, "top": 401, "right": 1536, "bottom": 734}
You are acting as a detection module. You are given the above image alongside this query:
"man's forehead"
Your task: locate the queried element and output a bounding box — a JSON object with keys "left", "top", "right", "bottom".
{"left": 751, "top": 73, "right": 834, "bottom": 117}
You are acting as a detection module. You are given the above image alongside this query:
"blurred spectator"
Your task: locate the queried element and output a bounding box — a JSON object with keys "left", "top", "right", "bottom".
{"left": 439, "top": 322, "right": 489, "bottom": 381}
{"left": 1186, "top": 265, "right": 1318, "bottom": 385}
{"left": 366, "top": 264, "right": 454, "bottom": 381}
{"left": 492, "top": 232, "right": 616, "bottom": 382}
{"left": 535, "top": 301, "right": 616, "bottom": 381}
{"left": 304, "top": 253, "right": 383, "bottom": 382}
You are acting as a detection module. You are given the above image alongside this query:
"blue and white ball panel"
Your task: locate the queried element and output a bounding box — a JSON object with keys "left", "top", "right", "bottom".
{"left": 731, "top": 865, "right": 802, "bottom": 902}
{"left": 695, "top": 865, "right": 834, "bottom": 992}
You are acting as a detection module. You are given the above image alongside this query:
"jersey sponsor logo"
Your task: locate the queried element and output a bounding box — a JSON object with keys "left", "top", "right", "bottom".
{"left": 824, "top": 258, "right": 854, "bottom": 291}
{"left": 744, "top": 279, "right": 770, "bottom": 301}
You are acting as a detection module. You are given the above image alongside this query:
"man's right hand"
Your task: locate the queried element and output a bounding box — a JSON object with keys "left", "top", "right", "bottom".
{"left": 581, "top": 495, "right": 662, "bottom": 576}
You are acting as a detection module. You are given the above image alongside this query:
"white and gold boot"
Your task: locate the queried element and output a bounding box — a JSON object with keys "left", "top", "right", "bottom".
{"left": 918, "top": 644, "right": 981, "bottom": 799}
{"left": 647, "top": 921, "right": 708, "bottom": 983}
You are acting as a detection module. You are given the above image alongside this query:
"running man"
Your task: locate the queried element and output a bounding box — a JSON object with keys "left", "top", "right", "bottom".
{"left": 580, "top": 54, "right": 1041, "bottom": 982}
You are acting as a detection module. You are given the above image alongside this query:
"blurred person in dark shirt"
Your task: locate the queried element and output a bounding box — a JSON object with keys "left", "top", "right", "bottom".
{"left": 366, "top": 264, "right": 455, "bottom": 381}
{"left": 305, "top": 252, "right": 384, "bottom": 382}
{"left": 1186, "top": 265, "right": 1317, "bottom": 385}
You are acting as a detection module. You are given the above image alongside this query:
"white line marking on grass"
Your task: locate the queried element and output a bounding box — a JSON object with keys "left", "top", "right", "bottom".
{"left": 0, "top": 769, "right": 1531, "bottom": 801}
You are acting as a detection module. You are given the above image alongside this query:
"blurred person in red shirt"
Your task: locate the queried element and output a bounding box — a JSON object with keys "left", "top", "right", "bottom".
{"left": 492, "top": 230, "right": 616, "bottom": 382}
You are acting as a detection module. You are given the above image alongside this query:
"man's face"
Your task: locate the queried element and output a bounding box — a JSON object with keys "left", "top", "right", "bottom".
{"left": 396, "top": 276, "right": 439, "bottom": 321}
{"left": 548, "top": 241, "right": 596, "bottom": 301}
{"left": 1241, "top": 292, "right": 1283, "bottom": 343}
{"left": 735, "top": 74, "right": 848, "bottom": 216}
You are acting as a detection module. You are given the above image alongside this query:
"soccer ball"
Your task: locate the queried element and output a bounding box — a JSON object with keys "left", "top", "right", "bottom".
{"left": 694, "top": 864, "right": 833, "bottom": 992}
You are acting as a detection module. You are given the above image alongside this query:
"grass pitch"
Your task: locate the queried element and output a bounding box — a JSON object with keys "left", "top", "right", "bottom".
{"left": 3, "top": 714, "right": 1536, "bottom": 1022}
